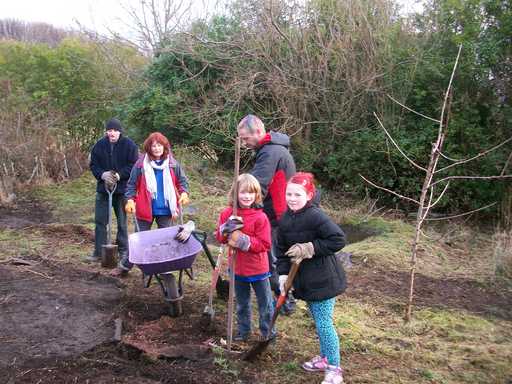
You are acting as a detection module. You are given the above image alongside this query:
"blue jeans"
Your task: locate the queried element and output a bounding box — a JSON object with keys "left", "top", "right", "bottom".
{"left": 235, "top": 278, "right": 275, "bottom": 338}
{"left": 119, "top": 215, "right": 172, "bottom": 271}
{"left": 94, "top": 192, "right": 128, "bottom": 257}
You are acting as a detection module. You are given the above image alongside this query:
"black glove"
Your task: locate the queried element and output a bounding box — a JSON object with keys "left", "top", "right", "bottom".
{"left": 220, "top": 216, "right": 244, "bottom": 236}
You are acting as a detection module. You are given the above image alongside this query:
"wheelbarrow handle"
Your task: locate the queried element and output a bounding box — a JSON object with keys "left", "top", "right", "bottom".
{"left": 192, "top": 230, "right": 216, "bottom": 268}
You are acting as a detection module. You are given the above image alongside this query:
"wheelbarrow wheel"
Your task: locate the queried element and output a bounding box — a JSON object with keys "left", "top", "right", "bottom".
{"left": 159, "top": 273, "right": 183, "bottom": 317}
{"left": 168, "top": 299, "right": 182, "bottom": 318}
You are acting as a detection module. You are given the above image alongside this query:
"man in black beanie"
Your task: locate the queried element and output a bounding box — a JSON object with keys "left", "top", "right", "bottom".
{"left": 87, "top": 118, "right": 139, "bottom": 263}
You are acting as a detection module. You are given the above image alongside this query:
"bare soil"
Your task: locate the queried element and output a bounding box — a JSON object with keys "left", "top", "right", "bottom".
{"left": 348, "top": 267, "right": 512, "bottom": 320}
{"left": 0, "top": 199, "right": 244, "bottom": 384}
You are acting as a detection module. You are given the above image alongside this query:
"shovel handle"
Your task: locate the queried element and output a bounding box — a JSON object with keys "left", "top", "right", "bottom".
{"left": 132, "top": 212, "right": 140, "bottom": 232}
{"left": 232, "top": 137, "right": 241, "bottom": 217}
{"left": 276, "top": 262, "right": 300, "bottom": 310}
{"left": 104, "top": 183, "right": 117, "bottom": 245}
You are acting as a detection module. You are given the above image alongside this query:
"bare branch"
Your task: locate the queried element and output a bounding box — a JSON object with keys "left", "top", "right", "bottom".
{"left": 431, "top": 174, "right": 512, "bottom": 187}
{"left": 438, "top": 44, "right": 462, "bottom": 137}
{"left": 425, "top": 181, "right": 450, "bottom": 211}
{"left": 373, "top": 112, "right": 427, "bottom": 172}
{"left": 177, "top": 63, "right": 209, "bottom": 84}
{"left": 359, "top": 174, "right": 420, "bottom": 205}
{"left": 437, "top": 150, "right": 463, "bottom": 162}
{"left": 425, "top": 202, "right": 497, "bottom": 221}
{"left": 422, "top": 184, "right": 435, "bottom": 221}
{"left": 501, "top": 151, "right": 512, "bottom": 176}
{"left": 436, "top": 137, "right": 512, "bottom": 174}
{"left": 269, "top": 0, "right": 297, "bottom": 53}
{"left": 386, "top": 94, "right": 440, "bottom": 123}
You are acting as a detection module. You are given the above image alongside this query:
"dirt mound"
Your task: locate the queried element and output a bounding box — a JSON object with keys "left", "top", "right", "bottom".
{"left": 40, "top": 223, "right": 95, "bottom": 242}
{"left": 0, "top": 262, "right": 123, "bottom": 368}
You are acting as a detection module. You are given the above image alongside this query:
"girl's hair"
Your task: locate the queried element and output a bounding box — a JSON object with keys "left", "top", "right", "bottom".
{"left": 228, "top": 173, "right": 263, "bottom": 206}
{"left": 289, "top": 172, "right": 316, "bottom": 197}
{"left": 143, "top": 132, "right": 170, "bottom": 160}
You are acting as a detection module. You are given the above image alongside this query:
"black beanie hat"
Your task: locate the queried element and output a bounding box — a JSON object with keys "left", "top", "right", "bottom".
{"left": 105, "top": 118, "right": 123, "bottom": 133}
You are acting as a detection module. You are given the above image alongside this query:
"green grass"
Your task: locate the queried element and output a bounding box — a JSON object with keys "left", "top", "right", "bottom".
{"left": 0, "top": 228, "right": 46, "bottom": 262}
{"left": 32, "top": 172, "right": 95, "bottom": 226}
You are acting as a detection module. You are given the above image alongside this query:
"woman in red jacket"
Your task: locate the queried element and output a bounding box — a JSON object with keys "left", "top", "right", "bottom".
{"left": 111, "top": 132, "right": 190, "bottom": 277}
{"left": 216, "top": 173, "right": 275, "bottom": 341}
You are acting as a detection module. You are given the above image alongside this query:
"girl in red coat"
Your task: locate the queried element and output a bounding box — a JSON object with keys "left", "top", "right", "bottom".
{"left": 216, "top": 173, "right": 275, "bottom": 341}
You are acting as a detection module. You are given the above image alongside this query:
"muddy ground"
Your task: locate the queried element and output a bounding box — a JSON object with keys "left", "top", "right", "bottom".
{"left": 1, "top": 200, "right": 242, "bottom": 384}
{"left": 1, "top": 198, "right": 511, "bottom": 383}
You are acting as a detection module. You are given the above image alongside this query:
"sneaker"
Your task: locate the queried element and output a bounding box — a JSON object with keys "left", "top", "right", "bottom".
{"left": 321, "top": 366, "right": 343, "bottom": 384}
{"left": 302, "top": 355, "right": 329, "bottom": 372}
{"left": 233, "top": 333, "right": 249, "bottom": 342}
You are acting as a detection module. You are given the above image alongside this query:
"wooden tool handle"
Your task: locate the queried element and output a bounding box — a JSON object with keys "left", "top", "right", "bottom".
{"left": 283, "top": 262, "right": 300, "bottom": 296}
{"left": 232, "top": 137, "right": 241, "bottom": 216}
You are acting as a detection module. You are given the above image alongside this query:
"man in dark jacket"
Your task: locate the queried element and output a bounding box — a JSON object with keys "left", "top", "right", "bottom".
{"left": 237, "top": 114, "right": 296, "bottom": 313}
{"left": 87, "top": 118, "right": 139, "bottom": 263}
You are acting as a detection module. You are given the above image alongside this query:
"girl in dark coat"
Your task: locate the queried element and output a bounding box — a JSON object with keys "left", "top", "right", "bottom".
{"left": 276, "top": 172, "right": 346, "bottom": 384}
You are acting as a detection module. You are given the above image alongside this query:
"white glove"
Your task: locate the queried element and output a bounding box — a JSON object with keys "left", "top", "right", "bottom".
{"left": 101, "top": 171, "right": 116, "bottom": 184}
{"left": 175, "top": 220, "right": 196, "bottom": 242}
{"left": 278, "top": 275, "right": 288, "bottom": 295}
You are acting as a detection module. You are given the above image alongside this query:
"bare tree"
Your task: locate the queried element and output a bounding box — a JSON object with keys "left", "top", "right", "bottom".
{"left": 0, "top": 19, "right": 73, "bottom": 46}
{"left": 361, "top": 45, "right": 512, "bottom": 321}
{"left": 113, "top": 0, "right": 197, "bottom": 55}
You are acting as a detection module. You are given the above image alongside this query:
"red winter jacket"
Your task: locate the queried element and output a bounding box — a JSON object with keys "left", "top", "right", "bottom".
{"left": 125, "top": 154, "right": 189, "bottom": 222}
{"left": 216, "top": 206, "right": 271, "bottom": 277}
{"left": 250, "top": 132, "right": 296, "bottom": 226}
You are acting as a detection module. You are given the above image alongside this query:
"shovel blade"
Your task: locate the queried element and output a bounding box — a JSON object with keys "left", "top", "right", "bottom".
{"left": 199, "top": 305, "right": 215, "bottom": 330}
{"left": 216, "top": 278, "right": 230, "bottom": 301}
{"left": 241, "top": 339, "right": 272, "bottom": 361}
{"left": 101, "top": 244, "right": 118, "bottom": 268}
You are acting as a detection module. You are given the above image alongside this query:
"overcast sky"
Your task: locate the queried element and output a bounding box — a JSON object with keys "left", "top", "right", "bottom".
{"left": 1, "top": 0, "right": 424, "bottom": 37}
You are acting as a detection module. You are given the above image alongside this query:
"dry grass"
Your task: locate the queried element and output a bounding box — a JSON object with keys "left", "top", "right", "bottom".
{"left": 494, "top": 229, "right": 512, "bottom": 280}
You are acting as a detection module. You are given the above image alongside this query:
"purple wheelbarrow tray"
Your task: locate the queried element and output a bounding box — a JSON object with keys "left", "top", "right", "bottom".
{"left": 128, "top": 225, "right": 203, "bottom": 275}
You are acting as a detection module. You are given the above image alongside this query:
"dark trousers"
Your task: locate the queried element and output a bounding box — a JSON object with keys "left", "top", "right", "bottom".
{"left": 269, "top": 226, "right": 279, "bottom": 294}
{"left": 94, "top": 192, "right": 128, "bottom": 257}
{"left": 119, "top": 215, "right": 172, "bottom": 271}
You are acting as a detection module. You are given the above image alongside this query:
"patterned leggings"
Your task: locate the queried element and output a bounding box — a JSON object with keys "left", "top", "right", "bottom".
{"left": 307, "top": 298, "right": 340, "bottom": 367}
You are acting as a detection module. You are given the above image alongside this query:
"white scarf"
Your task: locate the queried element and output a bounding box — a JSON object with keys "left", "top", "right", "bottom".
{"left": 143, "top": 154, "right": 177, "bottom": 215}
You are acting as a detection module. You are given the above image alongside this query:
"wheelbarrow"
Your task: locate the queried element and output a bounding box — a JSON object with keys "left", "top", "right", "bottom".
{"left": 129, "top": 218, "right": 202, "bottom": 317}
{"left": 128, "top": 218, "right": 228, "bottom": 317}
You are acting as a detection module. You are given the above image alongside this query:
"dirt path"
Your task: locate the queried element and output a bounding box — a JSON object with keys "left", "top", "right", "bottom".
{"left": 0, "top": 197, "right": 52, "bottom": 229}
